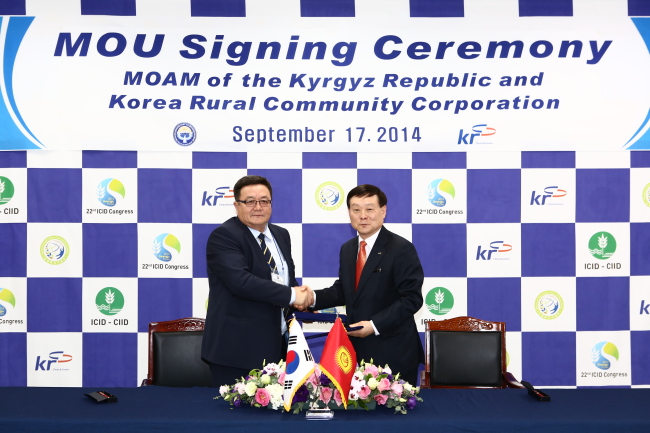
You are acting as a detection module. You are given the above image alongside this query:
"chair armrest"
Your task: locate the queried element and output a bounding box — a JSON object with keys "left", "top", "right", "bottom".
{"left": 503, "top": 372, "right": 525, "bottom": 388}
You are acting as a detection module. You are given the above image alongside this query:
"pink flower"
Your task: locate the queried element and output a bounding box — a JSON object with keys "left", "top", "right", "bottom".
{"left": 255, "top": 388, "right": 271, "bottom": 407}
{"left": 374, "top": 394, "right": 388, "bottom": 405}
{"left": 364, "top": 364, "right": 379, "bottom": 376}
{"left": 358, "top": 385, "right": 371, "bottom": 399}
{"left": 377, "top": 378, "right": 391, "bottom": 392}
{"left": 319, "top": 387, "right": 333, "bottom": 405}
{"left": 333, "top": 389, "right": 343, "bottom": 406}
{"left": 391, "top": 382, "right": 403, "bottom": 396}
{"left": 278, "top": 372, "right": 285, "bottom": 385}
{"left": 306, "top": 372, "right": 320, "bottom": 388}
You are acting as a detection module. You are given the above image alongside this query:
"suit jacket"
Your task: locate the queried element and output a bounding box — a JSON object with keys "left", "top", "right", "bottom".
{"left": 314, "top": 226, "right": 424, "bottom": 376}
{"left": 201, "top": 216, "right": 298, "bottom": 370}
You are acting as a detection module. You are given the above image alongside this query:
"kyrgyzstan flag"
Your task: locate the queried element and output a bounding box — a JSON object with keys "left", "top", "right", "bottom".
{"left": 283, "top": 318, "right": 316, "bottom": 411}
{"left": 319, "top": 317, "right": 357, "bottom": 409}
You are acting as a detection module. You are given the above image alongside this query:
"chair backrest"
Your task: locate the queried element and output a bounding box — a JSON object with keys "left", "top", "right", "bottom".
{"left": 421, "top": 316, "right": 512, "bottom": 389}
{"left": 142, "top": 317, "right": 212, "bottom": 387}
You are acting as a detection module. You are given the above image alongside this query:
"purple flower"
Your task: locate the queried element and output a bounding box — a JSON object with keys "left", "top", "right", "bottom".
{"left": 292, "top": 384, "right": 310, "bottom": 404}
{"left": 233, "top": 396, "right": 242, "bottom": 408}
{"left": 319, "top": 374, "right": 332, "bottom": 387}
{"left": 406, "top": 396, "right": 417, "bottom": 410}
{"left": 387, "top": 374, "right": 394, "bottom": 381}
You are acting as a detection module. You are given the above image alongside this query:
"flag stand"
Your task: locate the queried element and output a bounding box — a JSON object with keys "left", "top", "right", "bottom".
{"left": 305, "top": 379, "right": 334, "bottom": 420}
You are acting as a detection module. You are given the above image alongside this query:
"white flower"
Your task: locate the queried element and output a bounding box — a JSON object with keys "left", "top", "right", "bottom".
{"left": 245, "top": 382, "right": 258, "bottom": 396}
{"left": 261, "top": 374, "right": 271, "bottom": 385}
{"left": 367, "top": 377, "right": 378, "bottom": 390}
{"left": 382, "top": 365, "right": 392, "bottom": 375}
{"left": 349, "top": 390, "right": 359, "bottom": 401}
{"left": 403, "top": 383, "right": 413, "bottom": 392}
{"left": 264, "top": 363, "right": 280, "bottom": 375}
{"left": 219, "top": 385, "right": 229, "bottom": 396}
{"left": 234, "top": 382, "right": 246, "bottom": 395}
{"left": 266, "top": 383, "right": 284, "bottom": 410}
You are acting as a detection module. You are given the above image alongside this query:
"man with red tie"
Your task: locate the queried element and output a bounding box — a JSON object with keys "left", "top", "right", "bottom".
{"left": 313, "top": 184, "right": 424, "bottom": 385}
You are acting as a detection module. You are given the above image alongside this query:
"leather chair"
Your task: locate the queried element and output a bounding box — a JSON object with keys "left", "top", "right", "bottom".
{"left": 420, "top": 316, "right": 523, "bottom": 389}
{"left": 141, "top": 317, "right": 212, "bottom": 387}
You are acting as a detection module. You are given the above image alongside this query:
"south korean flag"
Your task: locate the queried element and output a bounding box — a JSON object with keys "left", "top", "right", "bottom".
{"left": 283, "top": 318, "right": 316, "bottom": 411}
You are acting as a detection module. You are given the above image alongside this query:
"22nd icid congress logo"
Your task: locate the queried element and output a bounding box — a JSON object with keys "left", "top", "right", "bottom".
{"left": 152, "top": 233, "right": 181, "bottom": 262}
{"left": 0, "top": 288, "right": 16, "bottom": 317}
{"left": 97, "top": 178, "right": 126, "bottom": 207}
{"left": 427, "top": 179, "right": 455, "bottom": 207}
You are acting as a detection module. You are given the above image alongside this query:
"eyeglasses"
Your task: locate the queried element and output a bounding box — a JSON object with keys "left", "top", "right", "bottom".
{"left": 236, "top": 199, "right": 272, "bottom": 208}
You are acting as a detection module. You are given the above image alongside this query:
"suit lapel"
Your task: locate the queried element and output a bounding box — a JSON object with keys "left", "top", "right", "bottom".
{"left": 354, "top": 227, "right": 388, "bottom": 297}
{"left": 236, "top": 218, "right": 269, "bottom": 275}
{"left": 342, "top": 239, "right": 357, "bottom": 295}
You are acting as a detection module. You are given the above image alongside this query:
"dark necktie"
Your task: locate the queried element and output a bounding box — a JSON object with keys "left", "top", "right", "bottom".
{"left": 355, "top": 240, "right": 367, "bottom": 290}
{"left": 258, "top": 233, "right": 277, "bottom": 274}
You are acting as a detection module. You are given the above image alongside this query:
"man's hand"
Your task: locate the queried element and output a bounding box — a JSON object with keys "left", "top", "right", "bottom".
{"left": 346, "top": 321, "right": 374, "bottom": 338}
{"left": 292, "top": 285, "right": 314, "bottom": 311}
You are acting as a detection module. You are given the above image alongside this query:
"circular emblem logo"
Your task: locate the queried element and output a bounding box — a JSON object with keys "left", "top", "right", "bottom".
{"left": 173, "top": 122, "right": 196, "bottom": 146}
{"left": 535, "top": 291, "right": 563, "bottom": 320}
{"left": 588, "top": 231, "right": 616, "bottom": 260}
{"left": 425, "top": 287, "right": 454, "bottom": 316}
{"left": 591, "top": 341, "right": 619, "bottom": 370}
{"left": 97, "top": 178, "right": 126, "bottom": 207}
{"left": 40, "top": 236, "right": 70, "bottom": 265}
{"left": 335, "top": 346, "right": 354, "bottom": 374}
{"left": 0, "top": 288, "right": 16, "bottom": 317}
{"left": 152, "top": 233, "right": 181, "bottom": 262}
{"left": 316, "top": 181, "right": 344, "bottom": 211}
{"left": 285, "top": 350, "right": 300, "bottom": 375}
{"left": 427, "top": 179, "right": 455, "bottom": 207}
{"left": 643, "top": 183, "right": 650, "bottom": 208}
{"left": 95, "top": 287, "right": 125, "bottom": 316}
{"left": 0, "top": 176, "right": 15, "bottom": 206}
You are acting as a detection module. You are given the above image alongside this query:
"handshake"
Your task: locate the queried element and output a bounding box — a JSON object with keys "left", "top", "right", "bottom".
{"left": 292, "top": 285, "right": 314, "bottom": 311}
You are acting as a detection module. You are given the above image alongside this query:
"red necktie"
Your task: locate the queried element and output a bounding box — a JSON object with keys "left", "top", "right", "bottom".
{"left": 355, "top": 240, "right": 367, "bottom": 290}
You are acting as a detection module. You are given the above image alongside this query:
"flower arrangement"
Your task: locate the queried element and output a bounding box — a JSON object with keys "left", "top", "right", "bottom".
{"left": 217, "top": 359, "right": 422, "bottom": 415}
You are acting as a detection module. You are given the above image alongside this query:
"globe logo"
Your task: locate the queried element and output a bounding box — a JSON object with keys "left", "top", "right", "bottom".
{"left": 535, "top": 291, "right": 563, "bottom": 320}
{"left": 0, "top": 176, "right": 15, "bottom": 206}
{"left": 643, "top": 182, "right": 650, "bottom": 208}
{"left": 96, "top": 178, "right": 126, "bottom": 207}
{"left": 152, "top": 233, "right": 181, "bottom": 262}
{"left": 427, "top": 179, "right": 455, "bottom": 207}
{"left": 40, "top": 236, "right": 70, "bottom": 265}
{"left": 0, "top": 288, "right": 16, "bottom": 317}
{"left": 315, "top": 181, "right": 344, "bottom": 211}
{"left": 173, "top": 122, "right": 196, "bottom": 146}
{"left": 591, "top": 341, "right": 619, "bottom": 370}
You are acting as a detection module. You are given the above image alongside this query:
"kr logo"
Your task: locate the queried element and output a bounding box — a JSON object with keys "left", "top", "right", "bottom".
{"left": 530, "top": 186, "right": 566, "bottom": 205}
{"left": 458, "top": 124, "right": 496, "bottom": 144}
{"left": 476, "top": 241, "right": 512, "bottom": 260}
{"left": 202, "top": 186, "right": 234, "bottom": 206}
{"left": 34, "top": 351, "right": 73, "bottom": 370}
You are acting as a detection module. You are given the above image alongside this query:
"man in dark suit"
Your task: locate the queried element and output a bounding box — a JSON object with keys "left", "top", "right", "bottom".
{"left": 202, "top": 175, "right": 313, "bottom": 387}
{"left": 313, "top": 184, "right": 424, "bottom": 385}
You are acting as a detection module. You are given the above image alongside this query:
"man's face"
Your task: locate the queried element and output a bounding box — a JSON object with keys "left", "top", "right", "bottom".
{"left": 234, "top": 184, "right": 272, "bottom": 232}
{"left": 348, "top": 194, "right": 386, "bottom": 239}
